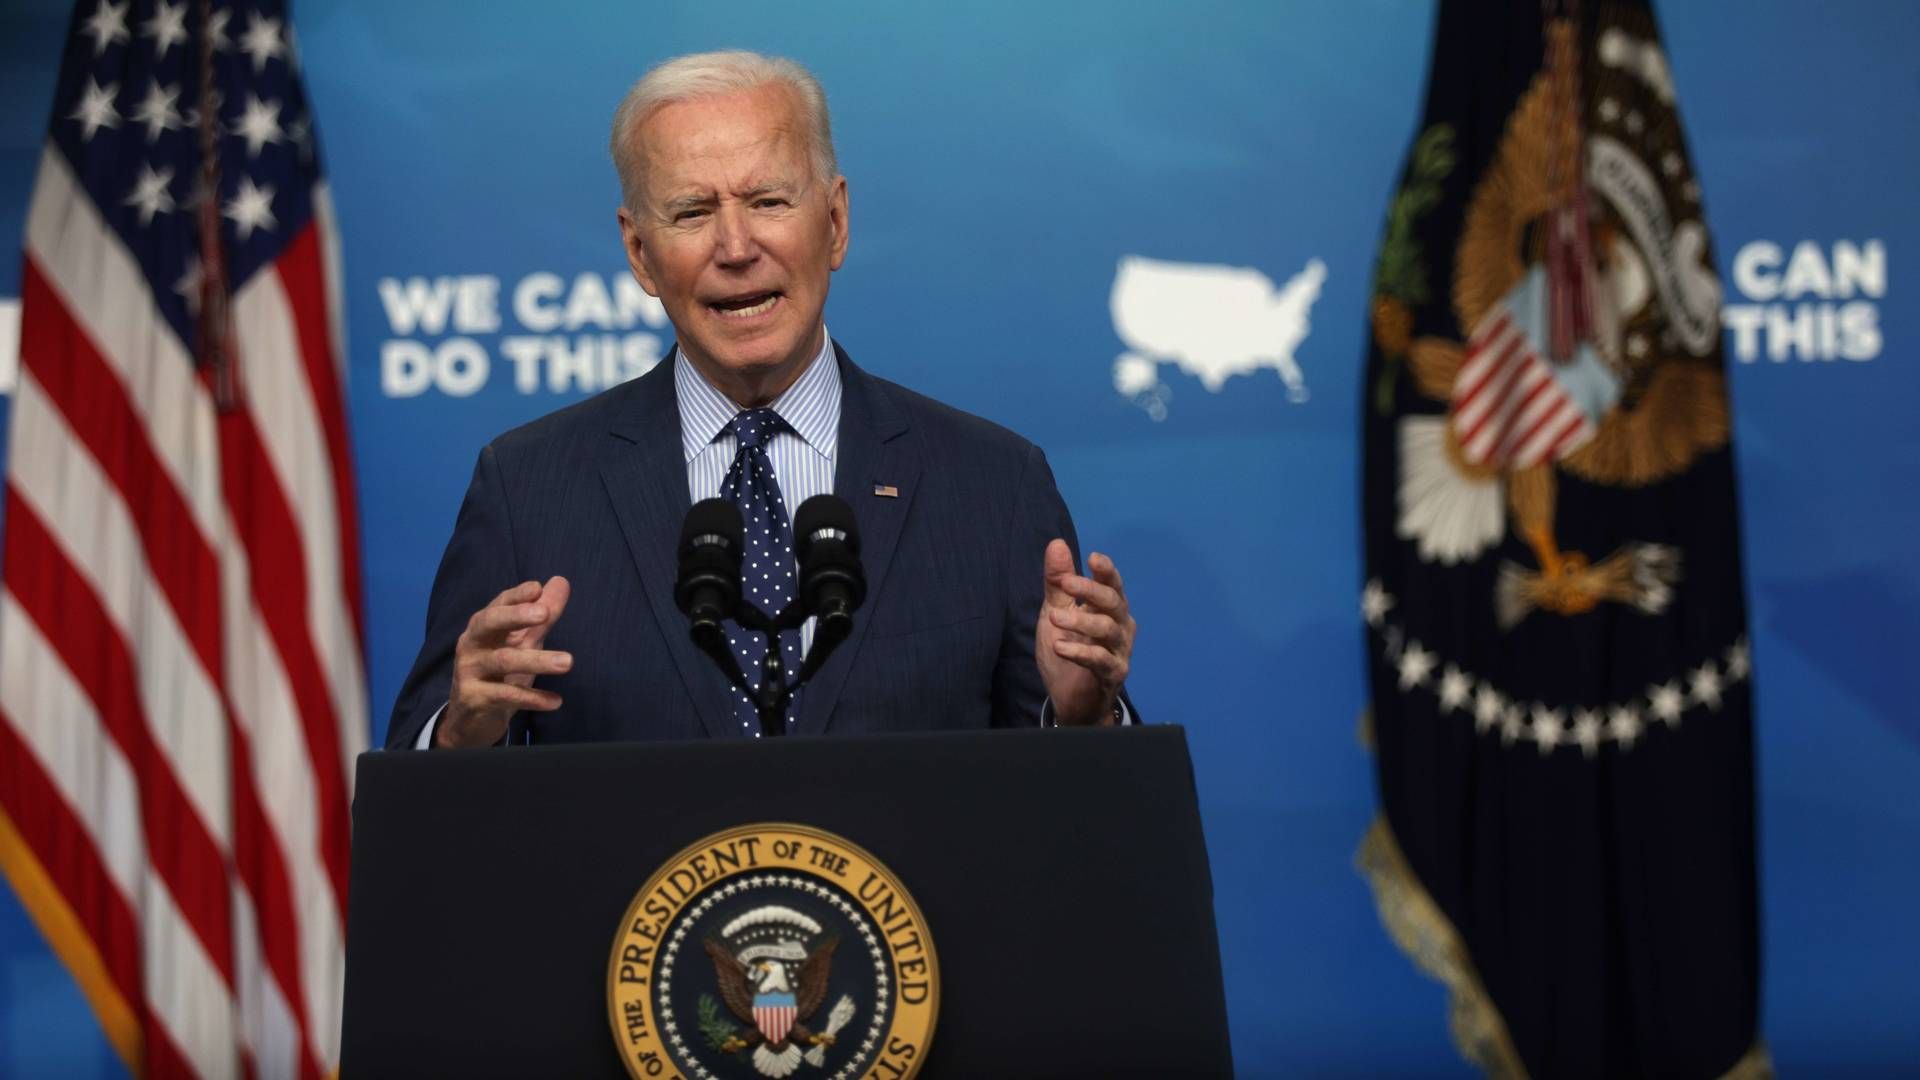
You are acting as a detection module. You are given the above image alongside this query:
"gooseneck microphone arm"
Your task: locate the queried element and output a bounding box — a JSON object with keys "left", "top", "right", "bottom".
{"left": 674, "top": 495, "right": 867, "bottom": 737}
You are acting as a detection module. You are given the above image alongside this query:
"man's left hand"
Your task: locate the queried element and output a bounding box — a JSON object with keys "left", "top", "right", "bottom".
{"left": 1037, "top": 539, "right": 1136, "bottom": 725}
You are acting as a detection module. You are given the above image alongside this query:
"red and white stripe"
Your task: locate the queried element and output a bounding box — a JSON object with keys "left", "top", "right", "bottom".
{"left": 0, "top": 145, "right": 363, "bottom": 1077}
{"left": 756, "top": 1003, "right": 797, "bottom": 1045}
{"left": 1448, "top": 308, "right": 1597, "bottom": 469}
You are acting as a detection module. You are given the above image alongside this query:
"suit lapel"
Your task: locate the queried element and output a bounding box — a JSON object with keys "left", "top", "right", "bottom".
{"left": 794, "top": 346, "right": 921, "bottom": 735}
{"left": 600, "top": 352, "right": 739, "bottom": 739}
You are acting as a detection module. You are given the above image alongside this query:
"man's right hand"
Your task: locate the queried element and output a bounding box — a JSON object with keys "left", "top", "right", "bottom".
{"left": 435, "top": 576, "right": 573, "bottom": 748}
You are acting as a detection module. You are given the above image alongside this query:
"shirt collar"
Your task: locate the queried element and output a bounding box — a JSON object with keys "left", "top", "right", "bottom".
{"left": 674, "top": 327, "right": 840, "bottom": 464}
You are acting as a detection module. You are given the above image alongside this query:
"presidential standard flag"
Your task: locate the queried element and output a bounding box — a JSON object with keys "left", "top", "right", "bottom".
{"left": 1357, "top": 2, "right": 1763, "bottom": 1076}
{"left": 0, "top": 0, "right": 363, "bottom": 1075}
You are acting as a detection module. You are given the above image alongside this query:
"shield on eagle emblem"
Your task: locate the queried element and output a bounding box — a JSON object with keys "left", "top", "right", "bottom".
{"left": 754, "top": 991, "right": 797, "bottom": 1045}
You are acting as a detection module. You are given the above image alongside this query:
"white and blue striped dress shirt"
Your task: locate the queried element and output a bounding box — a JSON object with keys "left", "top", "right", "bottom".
{"left": 677, "top": 328, "right": 839, "bottom": 530}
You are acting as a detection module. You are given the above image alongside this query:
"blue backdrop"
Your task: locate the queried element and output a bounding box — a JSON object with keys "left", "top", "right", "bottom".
{"left": 1, "top": 1, "right": 1917, "bottom": 1075}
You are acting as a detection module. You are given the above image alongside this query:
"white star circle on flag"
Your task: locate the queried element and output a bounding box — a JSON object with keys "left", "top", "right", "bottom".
{"left": 139, "top": 0, "right": 188, "bottom": 60}
{"left": 224, "top": 175, "right": 277, "bottom": 239}
{"left": 233, "top": 93, "right": 285, "bottom": 158}
{"left": 239, "top": 11, "right": 287, "bottom": 72}
{"left": 82, "top": 0, "right": 130, "bottom": 56}
{"left": 70, "top": 77, "right": 121, "bottom": 142}
{"left": 123, "top": 162, "right": 175, "bottom": 226}
{"left": 131, "top": 79, "right": 182, "bottom": 142}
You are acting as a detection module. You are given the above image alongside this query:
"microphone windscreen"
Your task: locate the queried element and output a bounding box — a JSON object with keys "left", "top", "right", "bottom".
{"left": 680, "top": 497, "right": 744, "bottom": 555}
{"left": 793, "top": 494, "right": 859, "bottom": 558}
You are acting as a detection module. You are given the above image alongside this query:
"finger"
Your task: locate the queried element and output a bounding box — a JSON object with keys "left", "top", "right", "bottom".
{"left": 1088, "top": 552, "right": 1126, "bottom": 595}
{"left": 488, "top": 580, "right": 542, "bottom": 609}
{"left": 465, "top": 601, "right": 553, "bottom": 644}
{"left": 523, "top": 576, "right": 573, "bottom": 650}
{"left": 463, "top": 680, "right": 563, "bottom": 714}
{"left": 475, "top": 646, "right": 574, "bottom": 681}
{"left": 1050, "top": 639, "right": 1129, "bottom": 683}
{"left": 1048, "top": 606, "right": 1124, "bottom": 647}
{"left": 1060, "top": 573, "right": 1124, "bottom": 614}
{"left": 1042, "top": 539, "right": 1076, "bottom": 609}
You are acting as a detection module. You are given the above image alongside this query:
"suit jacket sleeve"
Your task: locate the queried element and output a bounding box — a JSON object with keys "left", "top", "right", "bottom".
{"left": 992, "top": 443, "right": 1140, "bottom": 728}
{"left": 991, "top": 444, "right": 1071, "bottom": 727}
{"left": 385, "top": 444, "right": 521, "bottom": 749}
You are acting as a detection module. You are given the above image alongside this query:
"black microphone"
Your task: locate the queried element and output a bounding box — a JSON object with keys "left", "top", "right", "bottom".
{"left": 793, "top": 495, "right": 866, "bottom": 637}
{"left": 674, "top": 498, "right": 744, "bottom": 644}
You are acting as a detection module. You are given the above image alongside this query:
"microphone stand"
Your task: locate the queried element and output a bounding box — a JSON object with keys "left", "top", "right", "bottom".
{"left": 689, "top": 600, "right": 852, "bottom": 738}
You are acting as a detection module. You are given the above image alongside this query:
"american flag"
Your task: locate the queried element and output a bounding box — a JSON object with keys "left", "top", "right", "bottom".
{"left": 0, "top": 1, "right": 362, "bottom": 1077}
{"left": 1449, "top": 293, "right": 1600, "bottom": 470}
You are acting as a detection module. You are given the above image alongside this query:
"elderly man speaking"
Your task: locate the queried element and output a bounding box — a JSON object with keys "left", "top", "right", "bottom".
{"left": 387, "top": 50, "right": 1136, "bottom": 749}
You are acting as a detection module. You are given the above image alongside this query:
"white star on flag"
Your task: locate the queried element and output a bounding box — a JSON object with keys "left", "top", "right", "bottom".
{"left": 122, "top": 162, "right": 175, "bottom": 226}
{"left": 224, "top": 175, "right": 277, "bottom": 239}
{"left": 1499, "top": 707, "right": 1524, "bottom": 745}
{"left": 1530, "top": 706, "right": 1565, "bottom": 753}
{"left": 1361, "top": 579, "right": 1395, "bottom": 627}
{"left": 233, "top": 93, "right": 284, "bottom": 158}
{"left": 1608, "top": 704, "right": 1644, "bottom": 748}
{"left": 1725, "top": 637, "right": 1751, "bottom": 681}
{"left": 239, "top": 11, "right": 287, "bottom": 72}
{"left": 207, "top": 7, "right": 233, "bottom": 50}
{"left": 1648, "top": 681, "right": 1685, "bottom": 726}
{"left": 131, "top": 79, "right": 183, "bottom": 142}
{"left": 140, "top": 0, "right": 188, "bottom": 60}
{"left": 69, "top": 77, "right": 121, "bottom": 142}
{"left": 1437, "top": 665, "right": 1472, "bottom": 713}
{"left": 82, "top": 0, "right": 130, "bottom": 56}
{"left": 1662, "top": 151, "right": 1685, "bottom": 178}
{"left": 1473, "top": 684, "right": 1505, "bottom": 733}
{"left": 1573, "top": 709, "right": 1603, "bottom": 758}
{"left": 1397, "top": 640, "right": 1436, "bottom": 690}
{"left": 1689, "top": 663, "right": 1725, "bottom": 711}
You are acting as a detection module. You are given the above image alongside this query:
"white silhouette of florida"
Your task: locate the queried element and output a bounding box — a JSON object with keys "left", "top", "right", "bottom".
{"left": 1110, "top": 256, "right": 1327, "bottom": 405}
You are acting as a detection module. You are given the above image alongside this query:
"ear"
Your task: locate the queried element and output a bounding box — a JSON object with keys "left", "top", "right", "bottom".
{"left": 618, "top": 206, "right": 661, "bottom": 296}
{"left": 826, "top": 174, "right": 849, "bottom": 273}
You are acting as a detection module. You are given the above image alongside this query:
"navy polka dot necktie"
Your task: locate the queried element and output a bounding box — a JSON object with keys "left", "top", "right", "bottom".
{"left": 719, "top": 408, "right": 802, "bottom": 733}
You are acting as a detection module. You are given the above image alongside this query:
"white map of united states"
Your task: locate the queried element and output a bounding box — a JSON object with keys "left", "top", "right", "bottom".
{"left": 1110, "top": 255, "right": 1327, "bottom": 418}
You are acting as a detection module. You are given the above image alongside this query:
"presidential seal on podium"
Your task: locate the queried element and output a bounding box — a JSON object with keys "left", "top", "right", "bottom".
{"left": 608, "top": 824, "right": 939, "bottom": 1079}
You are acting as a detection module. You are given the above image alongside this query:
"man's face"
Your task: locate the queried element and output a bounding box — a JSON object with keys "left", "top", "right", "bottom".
{"left": 618, "top": 83, "right": 848, "bottom": 401}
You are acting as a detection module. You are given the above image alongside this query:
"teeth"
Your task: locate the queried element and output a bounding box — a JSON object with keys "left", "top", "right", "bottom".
{"left": 715, "top": 294, "right": 778, "bottom": 319}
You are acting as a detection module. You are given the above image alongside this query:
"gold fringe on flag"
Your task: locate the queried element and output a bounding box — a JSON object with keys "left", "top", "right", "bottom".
{"left": 0, "top": 808, "right": 142, "bottom": 1074}
{"left": 1355, "top": 814, "right": 1773, "bottom": 1079}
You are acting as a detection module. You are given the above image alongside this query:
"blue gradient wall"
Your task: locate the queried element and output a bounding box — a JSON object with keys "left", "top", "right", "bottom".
{"left": 1, "top": 2, "right": 1916, "bottom": 1074}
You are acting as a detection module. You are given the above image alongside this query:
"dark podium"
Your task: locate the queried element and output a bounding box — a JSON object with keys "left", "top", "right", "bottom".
{"left": 341, "top": 726, "right": 1232, "bottom": 1077}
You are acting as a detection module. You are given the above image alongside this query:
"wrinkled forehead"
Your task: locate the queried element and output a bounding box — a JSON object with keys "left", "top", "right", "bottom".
{"left": 635, "top": 84, "right": 813, "bottom": 202}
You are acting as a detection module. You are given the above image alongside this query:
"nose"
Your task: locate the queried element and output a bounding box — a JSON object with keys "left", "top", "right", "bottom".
{"left": 711, "top": 202, "right": 758, "bottom": 269}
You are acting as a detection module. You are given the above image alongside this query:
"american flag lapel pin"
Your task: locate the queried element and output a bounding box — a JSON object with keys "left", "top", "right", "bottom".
{"left": 872, "top": 483, "right": 899, "bottom": 498}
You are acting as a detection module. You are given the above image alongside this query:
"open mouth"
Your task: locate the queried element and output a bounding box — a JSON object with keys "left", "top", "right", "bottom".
{"left": 709, "top": 291, "right": 782, "bottom": 319}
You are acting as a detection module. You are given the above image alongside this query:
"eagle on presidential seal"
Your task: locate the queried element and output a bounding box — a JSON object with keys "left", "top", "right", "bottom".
{"left": 702, "top": 905, "right": 853, "bottom": 1078}
{"left": 1371, "top": 10, "right": 1728, "bottom": 630}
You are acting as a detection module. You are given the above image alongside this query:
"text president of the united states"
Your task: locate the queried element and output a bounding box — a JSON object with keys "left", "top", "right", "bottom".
{"left": 387, "top": 50, "right": 1138, "bottom": 749}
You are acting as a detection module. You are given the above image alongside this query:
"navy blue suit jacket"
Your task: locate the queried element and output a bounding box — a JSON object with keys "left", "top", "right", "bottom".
{"left": 385, "top": 345, "right": 1092, "bottom": 747}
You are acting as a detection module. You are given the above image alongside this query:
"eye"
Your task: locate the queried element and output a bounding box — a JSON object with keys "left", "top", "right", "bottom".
{"left": 753, "top": 198, "right": 789, "bottom": 210}
{"left": 674, "top": 208, "right": 709, "bottom": 223}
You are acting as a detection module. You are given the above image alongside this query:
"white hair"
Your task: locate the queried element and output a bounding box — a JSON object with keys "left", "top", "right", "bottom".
{"left": 609, "top": 49, "right": 838, "bottom": 212}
